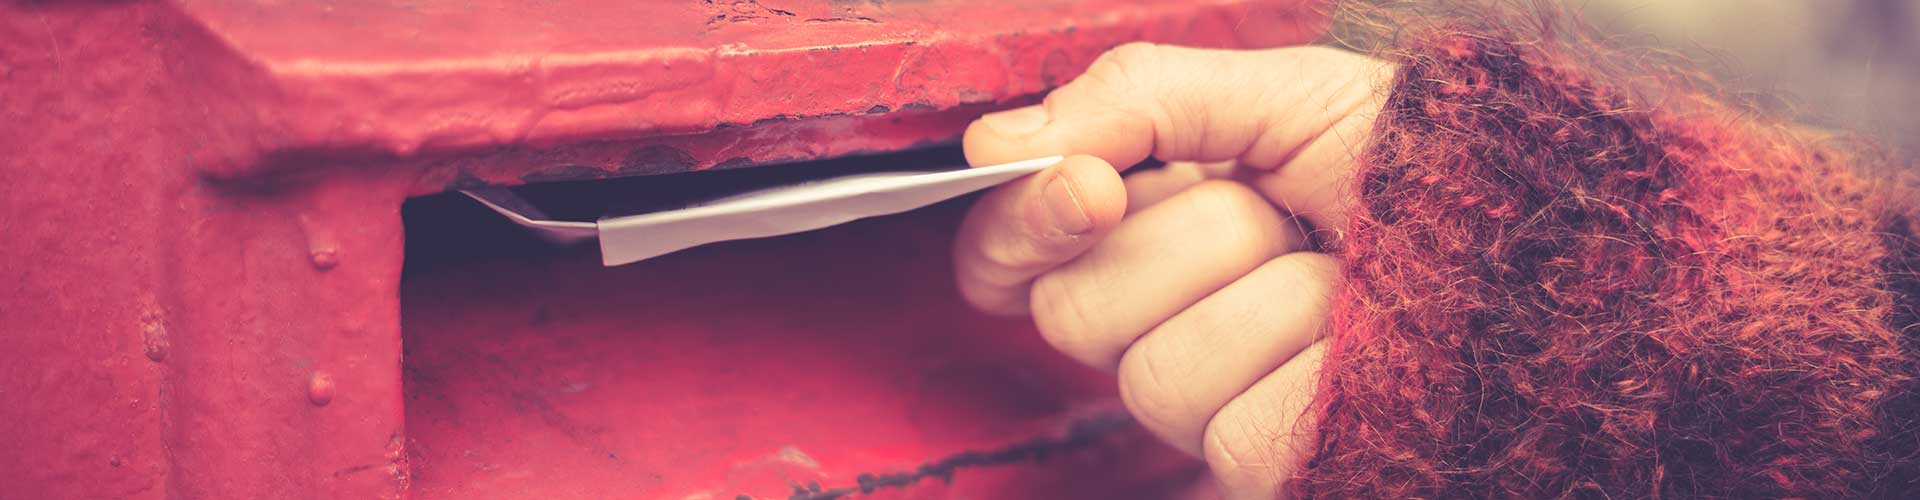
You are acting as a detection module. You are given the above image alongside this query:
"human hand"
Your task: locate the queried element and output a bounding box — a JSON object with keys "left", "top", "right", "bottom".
{"left": 951, "top": 43, "right": 1393, "bottom": 499}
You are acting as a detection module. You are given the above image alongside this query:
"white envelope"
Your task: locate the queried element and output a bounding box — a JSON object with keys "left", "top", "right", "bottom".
{"left": 463, "top": 156, "right": 1061, "bottom": 266}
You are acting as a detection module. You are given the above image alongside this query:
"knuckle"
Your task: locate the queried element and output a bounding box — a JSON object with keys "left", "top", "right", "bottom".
{"left": 951, "top": 241, "right": 1027, "bottom": 306}
{"left": 1202, "top": 377, "right": 1321, "bottom": 494}
{"left": 1068, "top": 42, "right": 1210, "bottom": 163}
{"left": 1202, "top": 410, "right": 1283, "bottom": 487}
{"left": 1096, "top": 42, "right": 1162, "bottom": 78}
{"left": 1075, "top": 42, "right": 1162, "bottom": 103}
{"left": 1116, "top": 342, "right": 1198, "bottom": 440}
{"left": 952, "top": 272, "right": 1010, "bottom": 314}
{"left": 1268, "top": 252, "right": 1344, "bottom": 293}
{"left": 1028, "top": 272, "right": 1103, "bottom": 365}
{"left": 1265, "top": 45, "right": 1374, "bottom": 78}
{"left": 1187, "top": 180, "right": 1275, "bottom": 221}
{"left": 972, "top": 236, "right": 1036, "bottom": 280}
{"left": 1279, "top": 44, "right": 1349, "bottom": 63}
{"left": 1183, "top": 181, "right": 1290, "bottom": 253}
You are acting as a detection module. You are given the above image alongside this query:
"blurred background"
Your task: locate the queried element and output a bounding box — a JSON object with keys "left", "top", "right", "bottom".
{"left": 1580, "top": 0, "right": 1919, "bottom": 155}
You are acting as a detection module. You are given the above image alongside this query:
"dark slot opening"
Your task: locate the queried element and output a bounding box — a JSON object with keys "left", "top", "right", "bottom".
{"left": 400, "top": 145, "right": 968, "bottom": 274}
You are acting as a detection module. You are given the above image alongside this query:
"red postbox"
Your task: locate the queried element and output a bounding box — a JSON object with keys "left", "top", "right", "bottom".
{"left": 0, "top": 1, "right": 1325, "bottom": 498}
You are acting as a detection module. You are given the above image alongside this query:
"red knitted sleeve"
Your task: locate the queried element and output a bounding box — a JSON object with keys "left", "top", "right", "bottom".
{"left": 1291, "top": 14, "right": 1920, "bottom": 499}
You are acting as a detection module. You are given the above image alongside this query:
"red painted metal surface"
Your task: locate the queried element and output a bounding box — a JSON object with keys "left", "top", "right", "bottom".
{"left": 0, "top": 1, "right": 1325, "bottom": 498}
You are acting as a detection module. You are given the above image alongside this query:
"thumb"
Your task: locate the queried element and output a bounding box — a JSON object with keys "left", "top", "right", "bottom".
{"left": 964, "top": 43, "right": 1392, "bottom": 229}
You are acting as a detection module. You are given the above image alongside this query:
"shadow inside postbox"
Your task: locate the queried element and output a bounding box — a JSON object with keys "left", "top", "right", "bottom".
{"left": 395, "top": 146, "right": 1201, "bottom": 500}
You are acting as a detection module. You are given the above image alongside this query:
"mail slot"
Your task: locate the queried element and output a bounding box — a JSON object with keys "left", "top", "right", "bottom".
{"left": 1, "top": 1, "right": 1326, "bottom": 498}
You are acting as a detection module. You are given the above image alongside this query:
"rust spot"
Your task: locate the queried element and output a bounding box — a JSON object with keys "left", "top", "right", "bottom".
{"left": 333, "top": 463, "right": 378, "bottom": 477}
{"left": 1040, "top": 49, "right": 1075, "bottom": 87}
{"left": 519, "top": 165, "right": 608, "bottom": 184}
{"left": 748, "top": 115, "right": 798, "bottom": 127}
{"left": 804, "top": 16, "right": 878, "bottom": 24}
{"left": 446, "top": 169, "right": 490, "bottom": 190}
{"left": 619, "top": 145, "right": 699, "bottom": 175}
{"left": 734, "top": 412, "right": 1134, "bottom": 500}
{"left": 712, "top": 157, "right": 758, "bottom": 170}
{"left": 139, "top": 309, "right": 168, "bottom": 362}
{"left": 387, "top": 433, "right": 411, "bottom": 489}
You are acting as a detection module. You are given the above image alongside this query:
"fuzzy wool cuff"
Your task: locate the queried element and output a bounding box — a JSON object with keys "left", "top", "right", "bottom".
{"left": 1295, "top": 12, "right": 1920, "bottom": 498}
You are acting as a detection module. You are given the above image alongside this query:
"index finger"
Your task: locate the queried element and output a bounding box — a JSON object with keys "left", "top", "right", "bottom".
{"left": 961, "top": 44, "right": 1393, "bottom": 230}
{"left": 952, "top": 155, "right": 1128, "bottom": 315}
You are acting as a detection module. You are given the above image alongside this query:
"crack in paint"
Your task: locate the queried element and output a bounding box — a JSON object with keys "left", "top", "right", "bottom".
{"left": 736, "top": 411, "right": 1134, "bottom": 500}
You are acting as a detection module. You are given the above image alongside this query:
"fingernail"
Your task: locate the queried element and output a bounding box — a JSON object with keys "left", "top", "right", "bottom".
{"left": 981, "top": 106, "right": 1049, "bottom": 136}
{"left": 1042, "top": 170, "right": 1093, "bottom": 235}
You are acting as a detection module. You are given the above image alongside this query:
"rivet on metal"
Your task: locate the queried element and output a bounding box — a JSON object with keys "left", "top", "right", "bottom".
{"left": 308, "top": 371, "right": 335, "bottom": 406}
{"left": 310, "top": 248, "right": 339, "bottom": 270}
